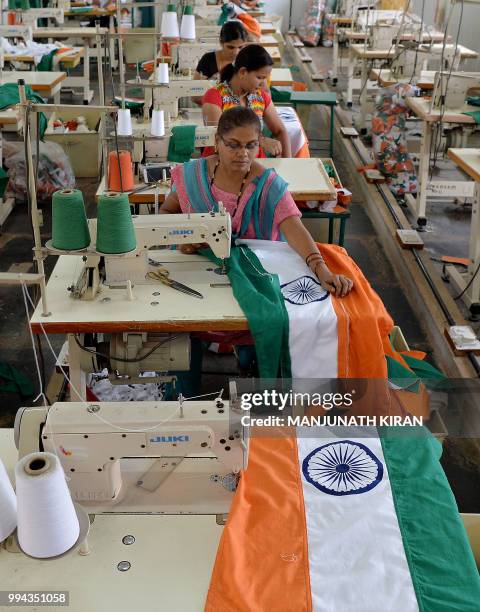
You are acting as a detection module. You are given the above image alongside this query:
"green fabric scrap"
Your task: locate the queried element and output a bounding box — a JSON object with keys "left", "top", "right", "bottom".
{"left": 270, "top": 87, "right": 292, "bottom": 103}
{"left": 466, "top": 96, "right": 480, "bottom": 107}
{"left": 167, "top": 125, "right": 197, "bottom": 163}
{"left": 217, "top": 4, "right": 230, "bottom": 25}
{"left": 0, "top": 83, "right": 47, "bottom": 139}
{"left": 37, "top": 49, "right": 57, "bottom": 72}
{"left": 0, "top": 362, "right": 34, "bottom": 397}
{"left": 0, "top": 168, "right": 8, "bottom": 199}
{"left": 462, "top": 110, "right": 480, "bottom": 124}
{"left": 202, "top": 245, "right": 291, "bottom": 378}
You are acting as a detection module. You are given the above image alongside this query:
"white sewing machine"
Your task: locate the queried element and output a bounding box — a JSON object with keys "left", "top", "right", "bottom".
{"left": 430, "top": 72, "right": 479, "bottom": 112}
{"left": 0, "top": 25, "right": 33, "bottom": 42}
{"left": 145, "top": 77, "right": 215, "bottom": 121}
{"left": 14, "top": 398, "right": 247, "bottom": 514}
{"left": 57, "top": 208, "right": 231, "bottom": 300}
{"left": 22, "top": 8, "right": 65, "bottom": 26}
{"left": 176, "top": 43, "right": 216, "bottom": 73}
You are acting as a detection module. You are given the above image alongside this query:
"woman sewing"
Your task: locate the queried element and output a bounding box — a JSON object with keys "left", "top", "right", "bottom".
{"left": 194, "top": 21, "right": 249, "bottom": 81}
{"left": 202, "top": 45, "right": 291, "bottom": 158}
{"left": 161, "top": 107, "right": 352, "bottom": 297}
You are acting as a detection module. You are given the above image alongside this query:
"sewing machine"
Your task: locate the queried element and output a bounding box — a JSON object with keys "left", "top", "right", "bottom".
{"left": 143, "top": 77, "right": 215, "bottom": 122}
{"left": 14, "top": 398, "right": 247, "bottom": 513}
{"left": 0, "top": 25, "right": 32, "bottom": 42}
{"left": 21, "top": 8, "right": 65, "bottom": 26}
{"left": 176, "top": 43, "right": 216, "bottom": 73}
{"left": 430, "top": 72, "right": 479, "bottom": 112}
{"left": 56, "top": 207, "right": 231, "bottom": 301}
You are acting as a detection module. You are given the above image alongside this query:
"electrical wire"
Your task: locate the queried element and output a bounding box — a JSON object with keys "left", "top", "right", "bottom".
{"left": 73, "top": 333, "right": 181, "bottom": 363}
{"left": 454, "top": 260, "right": 480, "bottom": 300}
{"left": 409, "top": 0, "right": 425, "bottom": 85}
{"left": 106, "top": 29, "right": 124, "bottom": 193}
{"left": 430, "top": 0, "right": 464, "bottom": 176}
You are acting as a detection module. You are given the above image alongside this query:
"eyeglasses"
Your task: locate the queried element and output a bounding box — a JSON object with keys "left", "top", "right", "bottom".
{"left": 220, "top": 137, "right": 259, "bottom": 151}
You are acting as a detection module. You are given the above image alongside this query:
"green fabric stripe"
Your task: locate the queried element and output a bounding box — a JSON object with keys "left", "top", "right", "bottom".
{"left": 202, "top": 245, "right": 291, "bottom": 378}
{"left": 401, "top": 354, "right": 445, "bottom": 381}
{"left": 386, "top": 355, "right": 421, "bottom": 391}
{"left": 380, "top": 429, "right": 480, "bottom": 612}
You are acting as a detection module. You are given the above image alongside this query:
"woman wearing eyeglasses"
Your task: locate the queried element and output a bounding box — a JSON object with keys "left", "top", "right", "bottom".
{"left": 161, "top": 107, "right": 352, "bottom": 297}
{"left": 202, "top": 44, "right": 291, "bottom": 159}
{"left": 194, "top": 21, "right": 249, "bottom": 82}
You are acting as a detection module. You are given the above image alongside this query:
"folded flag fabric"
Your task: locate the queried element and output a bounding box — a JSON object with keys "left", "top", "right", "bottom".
{"left": 167, "top": 125, "right": 197, "bottom": 163}
{"left": 206, "top": 427, "right": 480, "bottom": 612}
{"left": 236, "top": 240, "right": 393, "bottom": 379}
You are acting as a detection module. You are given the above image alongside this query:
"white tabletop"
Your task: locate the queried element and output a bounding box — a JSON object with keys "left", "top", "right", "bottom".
{"left": 448, "top": 148, "right": 480, "bottom": 182}
{"left": 33, "top": 27, "right": 107, "bottom": 39}
{"left": 271, "top": 68, "right": 293, "bottom": 86}
{"left": 406, "top": 97, "right": 478, "bottom": 124}
{"left": 0, "top": 70, "right": 66, "bottom": 92}
{"left": 30, "top": 251, "right": 247, "bottom": 334}
{"left": 0, "top": 426, "right": 220, "bottom": 612}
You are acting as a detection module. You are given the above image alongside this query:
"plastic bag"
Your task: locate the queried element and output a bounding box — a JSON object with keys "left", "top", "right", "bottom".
{"left": 3, "top": 140, "right": 75, "bottom": 202}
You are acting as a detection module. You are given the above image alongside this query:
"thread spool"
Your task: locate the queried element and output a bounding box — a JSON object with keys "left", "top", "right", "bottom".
{"left": 180, "top": 6, "right": 196, "bottom": 41}
{"left": 161, "top": 4, "right": 180, "bottom": 39}
{"left": 15, "top": 452, "right": 80, "bottom": 559}
{"left": 151, "top": 109, "right": 165, "bottom": 137}
{"left": 117, "top": 108, "right": 133, "bottom": 136}
{"left": 96, "top": 192, "right": 137, "bottom": 254}
{"left": 155, "top": 62, "right": 170, "bottom": 85}
{"left": 52, "top": 189, "right": 91, "bottom": 251}
{"left": 0, "top": 459, "right": 16, "bottom": 543}
{"left": 108, "top": 150, "right": 135, "bottom": 193}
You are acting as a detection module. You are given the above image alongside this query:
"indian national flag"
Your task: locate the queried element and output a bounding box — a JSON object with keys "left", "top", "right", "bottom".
{"left": 205, "top": 428, "right": 480, "bottom": 611}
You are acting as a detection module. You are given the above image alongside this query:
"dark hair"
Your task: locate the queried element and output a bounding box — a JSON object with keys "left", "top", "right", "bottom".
{"left": 219, "top": 20, "right": 248, "bottom": 43}
{"left": 217, "top": 107, "right": 261, "bottom": 137}
{"left": 219, "top": 44, "right": 273, "bottom": 83}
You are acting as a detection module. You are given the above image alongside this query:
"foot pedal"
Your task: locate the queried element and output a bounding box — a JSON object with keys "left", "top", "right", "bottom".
{"left": 396, "top": 229, "right": 424, "bottom": 250}
{"left": 445, "top": 326, "right": 480, "bottom": 355}
{"left": 341, "top": 126, "right": 359, "bottom": 138}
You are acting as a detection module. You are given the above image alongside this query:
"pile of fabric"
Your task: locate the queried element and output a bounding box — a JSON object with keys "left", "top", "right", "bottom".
{"left": 372, "top": 83, "right": 418, "bottom": 197}
{"left": 0, "top": 38, "right": 79, "bottom": 71}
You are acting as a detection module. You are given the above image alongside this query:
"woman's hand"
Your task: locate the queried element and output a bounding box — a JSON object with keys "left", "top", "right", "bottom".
{"left": 261, "top": 136, "right": 282, "bottom": 157}
{"left": 315, "top": 262, "right": 353, "bottom": 298}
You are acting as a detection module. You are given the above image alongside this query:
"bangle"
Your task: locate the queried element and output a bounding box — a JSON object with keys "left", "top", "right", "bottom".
{"left": 305, "top": 251, "right": 323, "bottom": 266}
{"left": 306, "top": 254, "right": 325, "bottom": 268}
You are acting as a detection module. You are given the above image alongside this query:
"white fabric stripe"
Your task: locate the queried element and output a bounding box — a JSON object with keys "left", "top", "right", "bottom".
{"left": 276, "top": 107, "right": 307, "bottom": 157}
{"left": 237, "top": 240, "right": 338, "bottom": 378}
{"left": 296, "top": 429, "right": 419, "bottom": 612}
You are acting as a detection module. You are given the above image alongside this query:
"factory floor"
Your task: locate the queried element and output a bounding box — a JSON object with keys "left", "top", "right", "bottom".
{"left": 0, "top": 53, "right": 479, "bottom": 512}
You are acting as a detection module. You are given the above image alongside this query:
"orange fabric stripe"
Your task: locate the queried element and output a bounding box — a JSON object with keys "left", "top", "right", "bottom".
{"left": 205, "top": 432, "right": 312, "bottom": 612}
{"left": 320, "top": 244, "right": 393, "bottom": 378}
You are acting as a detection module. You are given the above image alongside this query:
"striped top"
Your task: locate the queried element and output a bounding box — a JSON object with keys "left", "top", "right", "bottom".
{"left": 203, "top": 82, "right": 272, "bottom": 124}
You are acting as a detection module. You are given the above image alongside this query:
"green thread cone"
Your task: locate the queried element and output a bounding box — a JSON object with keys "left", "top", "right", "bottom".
{"left": 52, "top": 189, "right": 91, "bottom": 251}
{"left": 96, "top": 192, "right": 136, "bottom": 254}
{"left": 183, "top": 5, "right": 193, "bottom": 15}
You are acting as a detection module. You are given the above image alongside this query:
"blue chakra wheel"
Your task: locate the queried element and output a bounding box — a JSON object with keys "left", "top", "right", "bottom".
{"left": 281, "top": 275, "right": 329, "bottom": 305}
{"left": 302, "top": 440, "right": 384, "bottom": 496}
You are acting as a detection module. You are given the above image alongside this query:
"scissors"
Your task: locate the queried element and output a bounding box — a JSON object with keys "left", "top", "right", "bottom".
{"left": 147, "top": 260, "right": 203, "bottom": 299}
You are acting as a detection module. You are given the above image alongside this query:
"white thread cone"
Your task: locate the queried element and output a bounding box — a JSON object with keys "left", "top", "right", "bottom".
{"left": 151, "top": 109, "right": 165, "bottom": 136}
{"left": 0, "top": 458, "right": 16, "bottom": 542}
{"left": 180, "top": 14, "right": 196, "bottom": 41}
{"left": 161, "top": 10, "right": 179, "bottom": 39}
{"left": 117, "top": 108, "right": 133, "bottom": 136}
{"left": 15, "top": 452, "right": 80, "bottom": 558}
{"left": 155, "top": 62, "right": 170, "bottom": 85}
